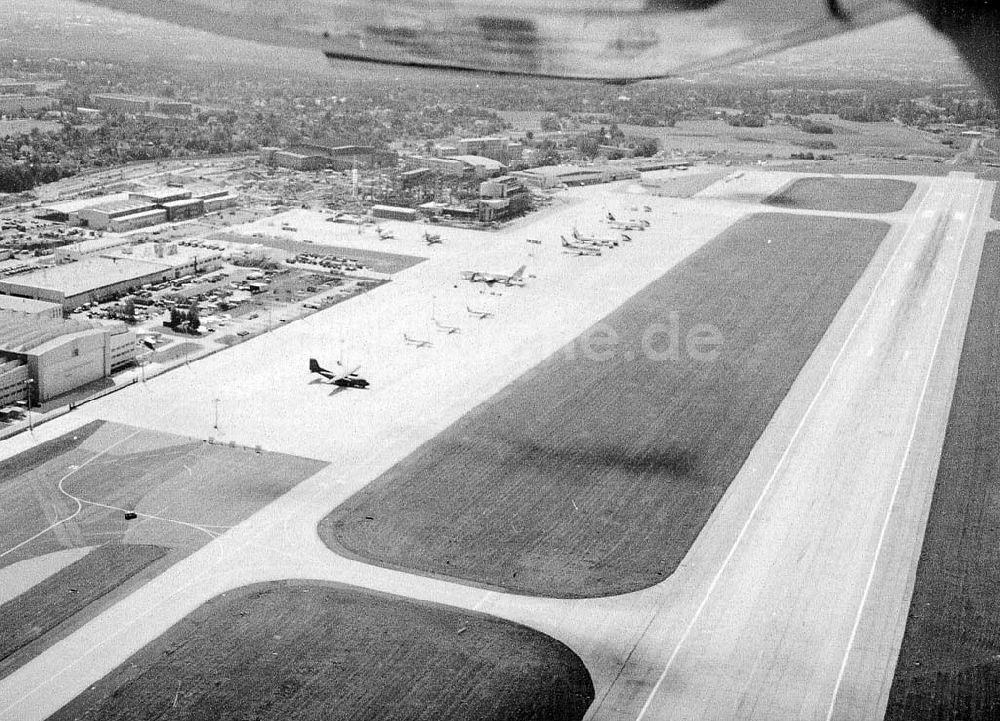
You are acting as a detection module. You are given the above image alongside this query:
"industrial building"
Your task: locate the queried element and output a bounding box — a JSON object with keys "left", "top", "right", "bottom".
{"left": 457, "top": 137, "right": 508, "bottom": 162}
{"left": 371, "top": 205, "right": 419, "bottom": 222}
{"left": 0, "top": 295, "right": 63, "bottom": 320}
{"left": 37, "top": 186, "right": 235, "bottom": 231}
{"left": 0, "top": 79, "right": 36, "bottom": 95}
{"left": 514, "top": 164, "right": 640, "bottom": 188}
{"left": 161, "top": 198, "right": 205, "bottom": 222}
{"left": 0, "top": 95, "right": 53, "bottom": 115}
{"left": 0, "top": 246, "right": 222, "bottom": 312}
{"left": 478, "top": 175, "right": 532, "bottom": 222}
{"left": 55, "top": 236, "right": 136, "bottom": 263}
{"left": 0, "top": 315, "right": 137, "bottom": 403}
{"left": 91, "top": 94, "right": 153, "bottom": 114}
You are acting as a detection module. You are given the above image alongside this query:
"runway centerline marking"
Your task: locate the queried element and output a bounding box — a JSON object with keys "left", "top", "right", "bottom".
{"left": 634, "top": 181, "right": 943, "bottom": 721}
{"left": 824, "top": 180, "right": 985, "bottom": 721}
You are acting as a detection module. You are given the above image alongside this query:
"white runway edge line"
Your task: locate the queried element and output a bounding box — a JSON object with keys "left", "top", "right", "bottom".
{"left": 633, "top": 183, "right": 945, "bottom": 721}
{"left": 823, "top": 180, "right": 986, "bottom": 721}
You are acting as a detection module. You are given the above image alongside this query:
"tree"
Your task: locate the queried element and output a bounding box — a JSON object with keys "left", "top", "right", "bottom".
{"left": 122, "top": 297, "right": 135, "bottom": 321}
{"left": 169, "top": 307, "right": 183, "bottom": 328}
{"left": 186, "top": 304, "right": 200, "bottom": 332}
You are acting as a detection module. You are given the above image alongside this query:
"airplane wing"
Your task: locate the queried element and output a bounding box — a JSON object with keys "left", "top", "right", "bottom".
{"left": 76, "top": 0, "right": 906, "bottom": 82}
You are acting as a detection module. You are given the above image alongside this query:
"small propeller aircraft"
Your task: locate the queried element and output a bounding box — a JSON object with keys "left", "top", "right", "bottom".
{"left": 309, "top": 358, "right": 369, "bottom": 388}
{"left": 467, "top": 306, "right": 495, "bottom": 319}
{"left": 461, "top": 265, "right": 526, "bottom": 287}
{"left": 403, "top": 333, "right": 433, "bottom": 348}
{"left": 424, "top": 231, "right": 443, "bottom": 245}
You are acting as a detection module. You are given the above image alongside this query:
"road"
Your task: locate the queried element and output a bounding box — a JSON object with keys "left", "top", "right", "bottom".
{"left": 0, "top": 172, "right": 994, "bottom": 721}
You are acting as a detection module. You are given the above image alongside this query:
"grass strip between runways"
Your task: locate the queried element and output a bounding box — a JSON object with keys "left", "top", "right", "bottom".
{"left": 323, "top": 212, "right": 889, "bottom": 597}
{"left": 885, "top": 231, "right": 1000, "bottom": 721}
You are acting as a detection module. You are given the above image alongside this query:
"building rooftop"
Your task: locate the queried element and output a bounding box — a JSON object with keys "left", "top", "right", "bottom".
{"left": 0, "top": 295, "right": 63, "bottom": 315}
{"left": 0, "top": 314, "right": 117, "bottom": 354}
{"left": 449, "top": 155, "right": 506, "bottom": 170}
{"left": 2, "top": 257, "right": 169, "bottom": 296}
{"left": 39, "top": 192, "right": 132, "bottom": 216}
{"left": 518, "top": 164, "right": 603, "bottom": 178}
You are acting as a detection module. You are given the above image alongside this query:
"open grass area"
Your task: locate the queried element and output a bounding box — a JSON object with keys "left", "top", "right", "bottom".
{"left": 323, "top": 212, "right": 888, "bottom": 597}
{"left": 766, "top": 176, "right": 915, "bottom": 213}
{"left": 0, "top": 544, "right": 166, "bottom": 679}
{"left": 885, "top": 231, "right": 1000, "bottom": 721}
{"left": 49, "top": 581, "right": 594, "bottom": 721}
{"left": 0, "top": 421, "right": 326, "bottom": 569}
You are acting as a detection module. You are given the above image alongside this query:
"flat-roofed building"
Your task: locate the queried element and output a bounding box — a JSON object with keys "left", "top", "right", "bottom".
{"left": 0, "top": 256, "right": 174, "bottom": 310}
{"left": 77, "top": 200, "right": 158, "bottom": 230}
{"left": 449, "top": 155, "right": 507, "bottom": 179}
{"left": 0, "top": 95, "right": 53, "bottom": 115}
{"left": 153, "top": 100, "right": 193, "bottom": 115}
{"left": 514, "top": 164, "right": 607, "bottom": 188}
{"left": 0, "top": 295, "right": 63, "bottom": 319}
{"left": 55, "top": 236, "right": 135, "bottom": 263}
{"left": 111, "top": 242, "right": 222, "bottom": 276}
{"left": 0, "top": 79, "right": 36, "bottom": 95}
{"left": 108, "top": 209, "right": 169, "bottom": 233}
{"left": 457, "top": 137, "right": 508, "bottom": 162}
{"left": 0, "top": 315, "right": 137, "bottom": 402}
{"left": 36, "top": 192, "right": 133, "bottom": 223}
{"left": 160, "top": 198, "right": 205, "bottom": 222}
{"left": 371, "top": 205, "right": 418, "bottom": 222}
{"left": 91, "top": 94, "right": 153, "bottom": 114}
{"left": 273, "top": 151, "right": 327, "bottom": 171}
{"left": 129, "top": 187, "right": 192, "bottom": 205}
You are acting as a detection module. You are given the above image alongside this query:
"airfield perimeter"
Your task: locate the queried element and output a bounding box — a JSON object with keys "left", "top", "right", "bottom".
{"left": 0, "top": 169, "right": 997, "bottom": 720}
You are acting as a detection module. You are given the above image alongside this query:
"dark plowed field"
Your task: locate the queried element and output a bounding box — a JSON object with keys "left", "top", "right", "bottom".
{"left": 50, "top": 582, "right": 594, "bottom": 721}
{"left": 323, "top": 213, "right": 889, "bottom": 597}
{"left": 0, "top": 544, "right": 166, "bottom": 678}
{"left": 885, "top": 232, "right": 1000, "bottom": 721}
{"left": 767, "top": 176, "right": 915, "bottom": 213}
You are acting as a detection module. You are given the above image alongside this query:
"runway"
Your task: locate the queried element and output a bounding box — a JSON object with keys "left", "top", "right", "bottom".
{"left": 0, "top": 172, "right": 994, "bottom": 721}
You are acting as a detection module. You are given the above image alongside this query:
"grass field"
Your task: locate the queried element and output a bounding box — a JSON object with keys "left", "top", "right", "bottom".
{"left": 49, "top": 581, "right": 595, "bottom": 721}
{"left": 885, "top": 231, "right": 1000, "bottom": 721}
{"left": 0, "top": 420, "right": 326, "bottom": 674}
{"left": 0, "top": 544, "right": 166, "bottom": 679}
{"left": 323, "top": 212, "right": 888, "bottom": 597}
{"left": 766, "top": 176, "right": 915, "bottom": 213}
{"left": 1, "top": 421, "right": 326, "bottom": 568}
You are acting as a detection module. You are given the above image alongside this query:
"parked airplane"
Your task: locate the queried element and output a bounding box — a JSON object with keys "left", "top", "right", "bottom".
{"left": 403, "top": 333, "right": 433, "bottom": 348}
{"left": 609, "top": 219, "right": 649, "bottom": 231}
{"left": 376, "top": 225, "right": 394, "bottom": 240}
{"left": 467, "top": 306, "right": 495, "bottom": 320}
{"left": 572, "top": 228, "right": 618, "bottom": 248}
{"left": 309, "top": 358, "right": 369, "bottom": 389}
{"left": 561, "top": 236, "right": 602, "bottom": 256}
{"left": 460, "top": 265, "right": 526, "bottom": 286}
{"left": 433, "top": 317, "right": 461, "bottom": 334}
{"left": 424, "top": 231, "right": 442, "bottom": 245}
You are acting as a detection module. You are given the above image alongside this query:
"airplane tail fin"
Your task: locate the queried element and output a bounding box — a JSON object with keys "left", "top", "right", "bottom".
{"left": 309, "top": 358, "right": 322, "bottom": 373}
{"left": 511, "top": 265, "right": 526, "bottom": 280}
{"left": 561, "top": 236, "right": 570, "bottom": 247}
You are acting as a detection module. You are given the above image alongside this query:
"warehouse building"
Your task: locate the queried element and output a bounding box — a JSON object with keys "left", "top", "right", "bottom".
{"left": 77, "top": 199, "right": 160, "bottom": 230}
{"left": 91, "top": 94, "right": 153, "bottom": 114}
{"left": 371, "top": 205, "right": 418, "bottom": 222}
{"left": 457, "top": 137, "right": 508, "bottom": 162}
{"left": 0, "top": 256, "right": 175, "bottom": 310}
{"left": 0, "top": 295, "right": 63, "bottom": 319}
{"left": 0, "top": 95, "right": 53, "bottom": 115}
{"left": 0, "top": 315, "right": 137, "bottom": 403}
{"left": 55, "top": 236, "right": 136, "bottom": 263}
{"left": 0, "top": 79, "right": 36, "bottom": 95}
{"left": 161, "top": 198, "right": 205, "bottom": 222}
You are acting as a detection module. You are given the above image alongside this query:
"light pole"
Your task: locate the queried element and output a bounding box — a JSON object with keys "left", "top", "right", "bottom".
{"left": 213, "top": 397, "right": 220, "bottom": 430}
{"left": 24, "top": 378, "right": 34, "bottom": 432}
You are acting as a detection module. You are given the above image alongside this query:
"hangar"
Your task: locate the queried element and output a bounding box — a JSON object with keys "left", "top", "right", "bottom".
{"left": 0, "top": 315, "right": 137, "bottom": 402}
